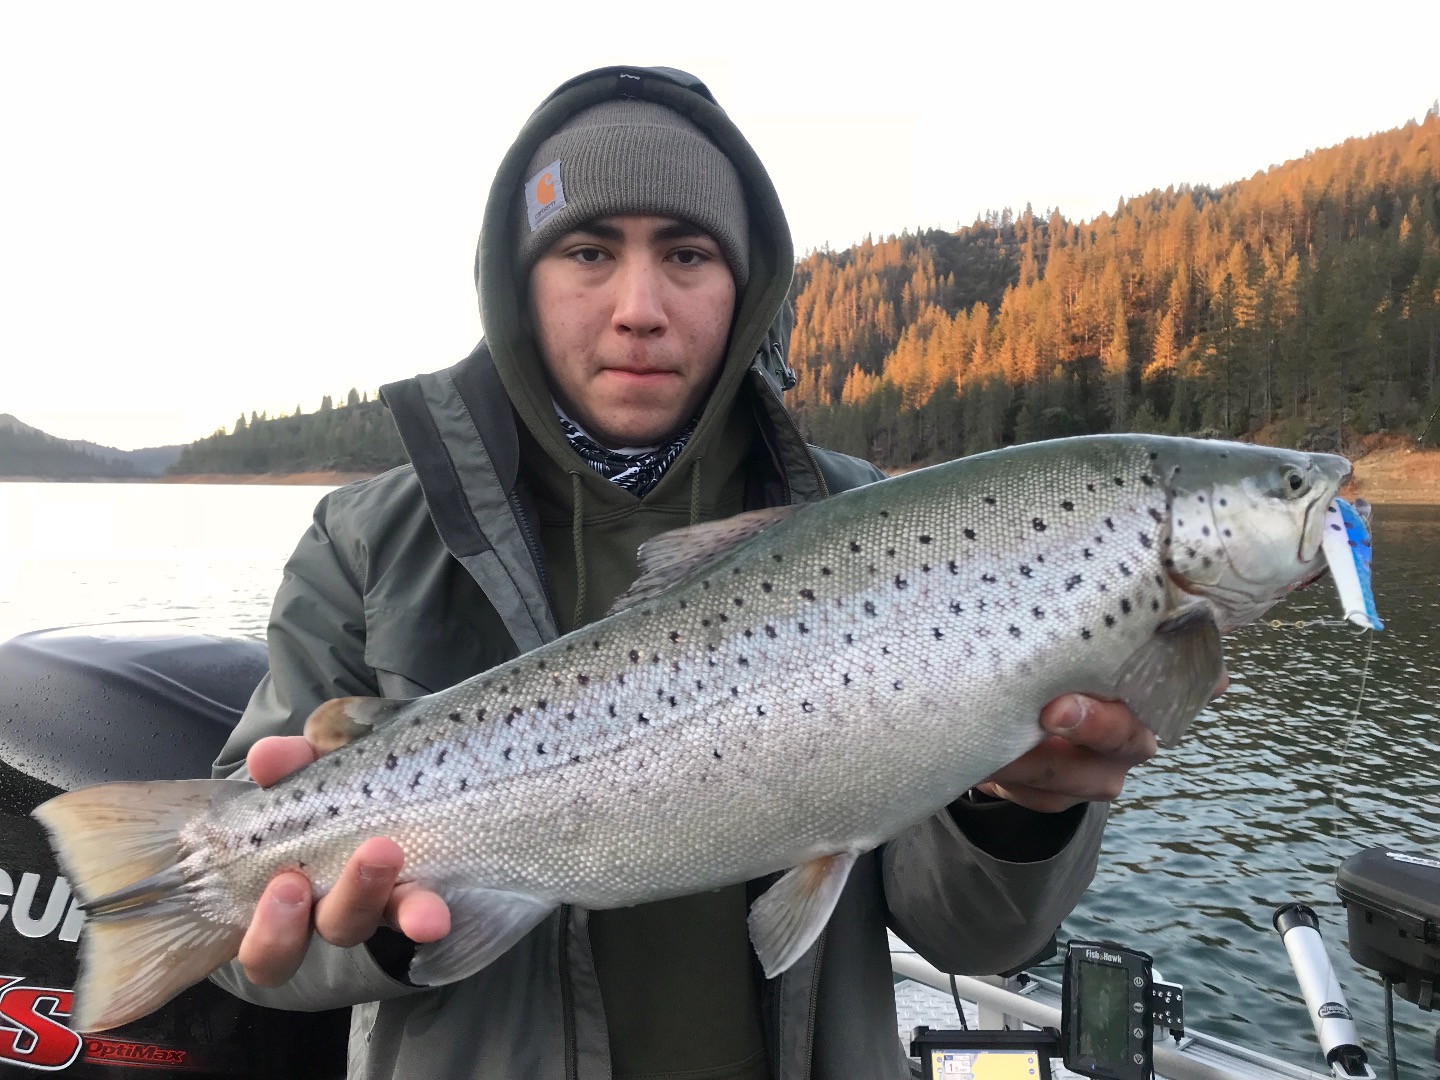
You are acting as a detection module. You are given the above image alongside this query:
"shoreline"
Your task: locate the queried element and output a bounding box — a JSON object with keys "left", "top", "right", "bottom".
{"left": 4, "top": 445, "right": 1438, "bottom": 502}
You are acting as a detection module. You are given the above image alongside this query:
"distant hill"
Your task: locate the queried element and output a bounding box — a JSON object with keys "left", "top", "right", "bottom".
{"left": 0, "top": 414, "right": 183, "bottom": 479}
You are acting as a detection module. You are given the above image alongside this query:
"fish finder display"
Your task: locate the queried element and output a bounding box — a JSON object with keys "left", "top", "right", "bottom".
{"left": 926, "top": 1048, "right": 1045, "bottom": 1080}
{"left": 1077, "top": 960, "right": 1130, "bottom": 1062}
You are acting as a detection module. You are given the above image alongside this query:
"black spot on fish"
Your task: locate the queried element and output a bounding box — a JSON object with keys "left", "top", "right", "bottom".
{"left": 1008, "top": 625, "right": 1021, "bottom": 638}
{"left": 566, "top": 711, "right": 576, "bottom": 721}
{"left": 1032, "top": 519, "right": 1047, "bottom": 532}
{"left": 327, "top": 805, "right": 339, "bottom": 817}
{"left": 981, "top": 573, "right": 997, "bottom": 584}
{"left": 894, "top": 575, "right": 908, "bottom": 589}
{"left": 1081, "top": 628, "right": 1092, "bottom": 640}
{"left": 1223, "top": 528, "right": 1233, "bottom": 538}
{"left": 738, "top": 657, "right": 750, "bottom": 667}
{"left": 1201, "top": 526, "right": 1211, "bottom": 537}
{"left": 893, "top": 680, "right": 903, "bottom": 691}
{"left": 1152, "top": 599, "right": 1161, "bottom": 611}
{"left": 933, "top": 627, "right": 944, "bottom": 639}
{"left": 1218, "top": 498, "right": 1227, "bottom": 507}
{"left": 1120, "top": 599, "right": 1132, "bottom": 614}
{"left": 1062, "top": 500, "right": 1075, "bottom": 511}
{"left": 1164, "top": 557, "right": 1175, "bottom": 568}
{"left": 1104, "top": 614, "right": 1116, "bottom": 627}
{"left": 636, "top": 714, "right": 649, "bottom": 725}
{"left": 437, "top": 749, "right": 448, "bottom": 765}
{"left": 919, "top": 534, "right": 932, "bottom": 544}
{"left": 799, "top": 588, "right": 815, "bottom": 600}
{"left": 744, "top": 628, "right": 754, "bottom": 638}
{"left": 363, "top": 783, "right": 374, "bottom": 797}
{"left": 409, "top": 772, "right": 424, "bottom": 789}
{"left": 850, "top": 540, "right": 861, "bottom": 553}
{"left": 1140, "top": 475, "right": 1154, "bottom": 486}
{"left": 449, "top": 710, "right": 461, "bottom": 723}
{"left": 577, "top": 674, "right": 590, "bottom": 685}
{"left": 291, "top": 789, "right": 304, "bottom": 801}
{"left": 821, "top": 566, "right": 832, "bottom": 576}
{"left": 802, "top": 701, "right": 815, "bottom": 712}
{"left": 702, "top": 581, "right": 710, "bottom": 590}
{"left": 963, "top": 528, "right": 976, "bottom": 540}
{"left": 921, "top": 563, "right": 931, "bottom": 573}
{"left": 886, "top": 547, "right": 896, "bottom": 557}
{"left": 731, "top": 686, "right": 740, "bottom": 696}
{"left": 1032, "top": 606, "right": 1045, "bottom": 619}
{"left": 1202, "top": 556, "right": 1213, "bottom": 568}
{"left": 608, "top": 704, "right": 617, "bottom": 717}
{"left": 983, "top": 496, "right": 996, "bottom": 505}
{"left": 756, "top": 705, "right": 766, "bottom": 716}
{"left": 948, "top": 560, "right": 959, "bottom": 573}
{"left": 1086, "top": 483, "right": 1096, "bottom": 493}
{"left": 843, "top": 673, "right": 852, "bottom": 686}
{"left": 1149, "top": 452, "right": 1159, "bottom": 460}
{"left": 761, "top": 582, "right": 773, "bottom": 593}
{"left": 882, "top": 645, "right": 891, "bottom": 655}
{"left": 733, "top": 597, "right": 744, "bottom": 607}
{"left": 385, "top": 754, "right": 398, "bottom": 770}
{"left": 702, "top": 619, "right": 712, "bottom": 628}
{"left": 1083, "top": 549, "right": 1094, "bottom": 559}
{"left": 1119, "top": 563, "right": 1132, "bottom": 576}
{"left": 473, "top": 708, "right": 484, "bottom": 722}
{"left": 1066, "top": 574, "right": 1083, "bottom": 591}
{"left": 864, "top": 601, "right": 877, "bottom": 616}
{"left": 1105, "top": 517, "right": 1116, "bottom": 531}
{"left": 844, "top": 632, "right": 855, "bottom": 644}
{"left": 669, "top": 631, "right": 681, "bottom": 642}
{"left": 880, "top": 510, "right": 890, "bottom": 518}
{"left": 1138, "top": 533, "right": 1152, "bottom": 548}
{"left": 798, "top": 622, "right": 810, "bottom": 634}
{"left": 1178, "top": 518, "right": 1185, "bottom": 527}
{"left": 1149, "top": 507, "right": 1165, "bottom": 523}
{"left": 714, "top": 749, "right": 724, "bottom": 759}
{"left": 411, "top": 715, "right": 423, "bottom": 727}
{"left": 250, "top": 834, "right": 263, "bottom": 847}
{"left": 1020, "top": 564, "right": 1033, "bottom": 577}
{"left": 460, "top": 778, "right": 469, "bottom": 791}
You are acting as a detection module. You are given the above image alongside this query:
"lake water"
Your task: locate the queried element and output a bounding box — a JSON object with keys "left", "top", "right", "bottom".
{"left": 1, "top": 482, "right": 1436, "bottom": 1071}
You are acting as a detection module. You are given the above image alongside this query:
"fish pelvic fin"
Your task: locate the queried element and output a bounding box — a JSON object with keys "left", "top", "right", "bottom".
{"left": 32, "top": 779, "right": 250, "bottom": 1032}
{"left": 1119, "top": 607, "right": 1225, "bottom": 747}
{"left": 748, "top": 849, "right": 858, "bottom": 979}
{"left": 304, "top": 695, "right": 409, "bottom": 752}
{"left": 408, "top": 889, "right": 556, "bottom": 987}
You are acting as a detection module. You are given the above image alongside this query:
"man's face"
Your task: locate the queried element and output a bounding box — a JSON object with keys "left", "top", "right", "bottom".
{"left": 528, "top": 215, "right": 737, "bottom": 448}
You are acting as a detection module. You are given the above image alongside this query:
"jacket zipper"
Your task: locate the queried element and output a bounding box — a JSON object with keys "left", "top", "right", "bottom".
{"left": 754, "top": 377, "right": 830, "bottom": 502}
{"left": 800, "top": 927, "right": 829, "bottom": 1078}
{"left": 559, "top": 904, "right": 579, "bottom": 1080}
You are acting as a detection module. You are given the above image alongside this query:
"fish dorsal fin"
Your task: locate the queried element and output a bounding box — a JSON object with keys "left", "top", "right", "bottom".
{"left": 408, "top": 888, "right": 556, "bottom": 987}
{"left": 1118, "top": 605, "right": 1225, "bottom": 747}
{"left": 747, "top": 848, "right": 858, "bottom": 979}
{"left": 303, "top": 696, "right": 411, "bottom": 753}
{"left": 609, "top": 506, "right": 801, "bottom": 614}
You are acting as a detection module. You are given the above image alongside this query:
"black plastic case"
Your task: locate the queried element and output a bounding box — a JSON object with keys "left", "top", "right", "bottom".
{"left": 1335, "top": 847, "right": 1440, "bottom": 1009}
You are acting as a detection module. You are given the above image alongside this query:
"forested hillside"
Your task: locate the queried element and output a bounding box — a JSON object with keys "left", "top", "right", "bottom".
{"left": 791, "top": 108, "right": 1440, "bottom": 466}
{"left": 168, "top": 391, "right": 407, "bottom": 475}
{"left": 166, "top": 109, "right": 1440, "bottom": 476}
{"left": 0, "top": 422, "right": 145, "bottom": 478}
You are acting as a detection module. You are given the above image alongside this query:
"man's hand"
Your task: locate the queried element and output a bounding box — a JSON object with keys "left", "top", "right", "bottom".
{"left": 977, "top": 680, "right": 1227, "bottom": 814}
{"left": 237, "top": 736, "right": 452, "bottom": 988}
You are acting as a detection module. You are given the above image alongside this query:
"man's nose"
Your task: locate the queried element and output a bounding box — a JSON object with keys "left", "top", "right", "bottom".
{"left": 611, "top": 260, "right": 667, "bottom": 336}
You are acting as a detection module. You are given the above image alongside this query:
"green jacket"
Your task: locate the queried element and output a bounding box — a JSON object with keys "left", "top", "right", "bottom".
{"left": 211, "top": 66, "right": 1108, "bottom": 1079}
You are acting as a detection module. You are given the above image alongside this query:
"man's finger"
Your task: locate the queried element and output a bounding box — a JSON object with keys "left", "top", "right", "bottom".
{"left": 387, "top": 883, "right": 452, "bottom": 944}
{"left": 238, "top": 873, "right": 314, "bottom": 987}
{"left": 248, "top": 735, "right": 319, "bottom": 788}
{"left": 313, "top": 837, "right": 407, "bottom": 948}
{"left": 1038, "top": 695, "right": 1157, "bottom": 761}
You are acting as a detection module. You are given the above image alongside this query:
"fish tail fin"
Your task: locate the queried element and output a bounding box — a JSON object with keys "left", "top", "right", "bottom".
{"left": 33, "top": 780, "right": 249, "bottom": 1032}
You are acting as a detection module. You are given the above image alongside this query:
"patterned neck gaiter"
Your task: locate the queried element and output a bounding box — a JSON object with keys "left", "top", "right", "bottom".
{"left": 555, "top": 404, "right": 698, "bottom": 498}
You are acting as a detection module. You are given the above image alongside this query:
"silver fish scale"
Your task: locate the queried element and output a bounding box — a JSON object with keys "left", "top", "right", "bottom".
{"left": 184, "top": 437, "right": 1192, "bottom": 923}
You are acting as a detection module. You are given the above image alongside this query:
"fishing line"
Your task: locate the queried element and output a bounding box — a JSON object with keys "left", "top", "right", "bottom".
{"left": 1328, "top": 629, "right": 1376, "bottom": 844}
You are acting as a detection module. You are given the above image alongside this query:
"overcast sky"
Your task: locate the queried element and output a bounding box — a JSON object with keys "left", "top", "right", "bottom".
{"left": 3, "top": 0, "right": 1436, "bottom": 450}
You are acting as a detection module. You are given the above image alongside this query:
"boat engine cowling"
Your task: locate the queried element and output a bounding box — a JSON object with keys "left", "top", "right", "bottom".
{"left": 0, "top": 624, "right": 347, "bottom": 1078}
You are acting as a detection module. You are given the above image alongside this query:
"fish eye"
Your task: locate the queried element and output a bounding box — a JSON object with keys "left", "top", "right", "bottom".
{"left": 1282, "top": 466, "right": 1308, "bottom": 496}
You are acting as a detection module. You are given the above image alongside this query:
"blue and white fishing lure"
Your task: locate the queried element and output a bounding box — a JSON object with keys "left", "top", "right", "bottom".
{"left": 1320, "top": 497, "right": 1383, "bottom": 630}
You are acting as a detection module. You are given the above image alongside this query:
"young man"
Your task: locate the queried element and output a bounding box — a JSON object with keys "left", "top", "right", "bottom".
{"left": 212, "top": 67, "right": 1160, "bottom": 1079}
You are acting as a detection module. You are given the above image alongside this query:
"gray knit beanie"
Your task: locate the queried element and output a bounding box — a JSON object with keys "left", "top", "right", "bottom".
{"left": 515, "top": 99, "right": 749, "bottom": 287}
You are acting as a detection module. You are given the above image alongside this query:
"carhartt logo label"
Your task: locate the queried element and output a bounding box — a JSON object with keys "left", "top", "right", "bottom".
{"left": 525, "top": 160, "right": 566, "bottom": 231}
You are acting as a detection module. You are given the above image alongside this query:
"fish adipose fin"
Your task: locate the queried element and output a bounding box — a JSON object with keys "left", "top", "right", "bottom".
{"left": 304, "top": 696, "right": 411, "bottom": 752}
{"left": 1117, "top": 607, "right": 1225, "bottom": 748}
{"left": 748, "top": 849, "right": 858, "bottom": 979}
{"left": 610, "top": 506, "right": 802, "bottom": 614}
{"left": 32, "top": 779, "right": 251, "bottom": 1032}
{"left": 407, "top": 888, "right": 556, "bottom": 986}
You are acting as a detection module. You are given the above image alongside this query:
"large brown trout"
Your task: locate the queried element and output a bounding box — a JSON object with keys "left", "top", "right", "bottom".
{"left": 36, "top": 435, "right": 1351, "bottom": 1031}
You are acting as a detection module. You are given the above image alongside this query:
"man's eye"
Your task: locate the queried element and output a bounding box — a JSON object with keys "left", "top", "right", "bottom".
{"left": 670, "top": 248, "right": 710, "bottom": 266}
{"left": 570, "top": 247, "right": 608, "bottom": 264}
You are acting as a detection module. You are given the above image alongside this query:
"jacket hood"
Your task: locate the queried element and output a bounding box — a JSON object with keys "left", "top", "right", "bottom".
{"left": 474, "top": 66, "right": 803, "bottom": 509}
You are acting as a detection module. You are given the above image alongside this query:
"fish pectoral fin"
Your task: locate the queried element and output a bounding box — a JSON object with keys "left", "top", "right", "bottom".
{"left": 407, "top": 889, "right": 556, "bottom": 987}
{"left": 1119, "top": 606, "right": 1225, "bottom": 747}
{"left": 610, "top": 506, "right": 802, "bottom": 614}
{"left": 748, "top": 849, "right": 858, "bottom": 979}
{"left": 303, "top": 696, "right": 411, "bottom": 752}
